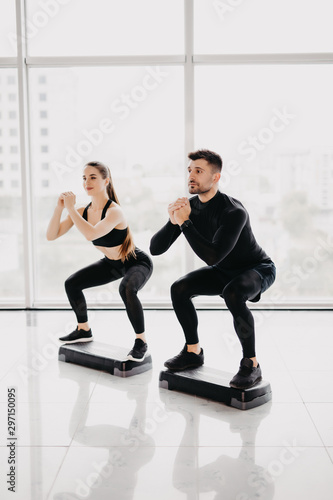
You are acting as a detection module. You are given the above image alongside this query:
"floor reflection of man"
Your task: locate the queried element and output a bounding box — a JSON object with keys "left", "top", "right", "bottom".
{"left": 159, "top": 389, "right": 274, "bottom": 500}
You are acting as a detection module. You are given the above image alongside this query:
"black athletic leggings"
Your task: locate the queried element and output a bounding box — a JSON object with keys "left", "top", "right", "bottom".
{"left": 65, "top": 248, "right": 153, "bottom": 333}
{"left": 171, "top": 263, "right": 276, "bottom": 358}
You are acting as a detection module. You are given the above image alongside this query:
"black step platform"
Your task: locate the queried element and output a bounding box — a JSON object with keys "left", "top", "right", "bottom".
{"left": 59, "top": 341, "right": 152, "bottom": 377}
{"left": 159, "top": 366, "right": 272, "bottom": 410}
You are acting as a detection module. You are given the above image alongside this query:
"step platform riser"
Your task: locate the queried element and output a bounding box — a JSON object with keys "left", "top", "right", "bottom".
{"left": 159, "top": 366, "right": 272, "bottom": 410}
{"left": 58, "top": 341, "right": 152, "bottom": 377}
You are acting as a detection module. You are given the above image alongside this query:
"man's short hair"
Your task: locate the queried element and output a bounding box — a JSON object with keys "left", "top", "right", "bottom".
{"left": 188, "top": 149, "right": 223, "bottom": 173}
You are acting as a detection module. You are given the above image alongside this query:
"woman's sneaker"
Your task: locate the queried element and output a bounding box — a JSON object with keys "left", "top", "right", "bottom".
{"left": 126, "top": 338, "right": 148, "bottom": 362}
{"left": 164, "top": 344, "right": 204, "bottom": 371}
{"left": 59, "top": 328, "right": 93, "bottom": 344}
{"left": 229, "top": 358, "right": 262, "bottom": 389}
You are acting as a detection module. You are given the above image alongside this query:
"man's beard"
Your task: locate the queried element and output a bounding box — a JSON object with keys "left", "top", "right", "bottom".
{"left": 188, "top": 183, "right": 211, "bottom": 195}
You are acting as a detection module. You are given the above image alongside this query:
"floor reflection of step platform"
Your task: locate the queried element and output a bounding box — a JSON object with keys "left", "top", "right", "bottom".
{"left": 159, "top": 366, "right": 272, "bottom": 410}
{"left": 59, "top": 341, "right": 152, "bottom": 377}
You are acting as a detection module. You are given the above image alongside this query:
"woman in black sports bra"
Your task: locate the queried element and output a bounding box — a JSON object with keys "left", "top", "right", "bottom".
{"left": 46, "top": 161, "right": 153, "bottom": 362}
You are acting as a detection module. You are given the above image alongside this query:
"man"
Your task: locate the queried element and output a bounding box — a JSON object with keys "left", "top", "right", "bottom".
{"left": 150, "top": 149, "right": 276, "bottom": 389}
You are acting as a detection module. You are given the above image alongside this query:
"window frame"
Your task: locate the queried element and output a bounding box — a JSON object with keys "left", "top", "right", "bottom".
{"left": 0, "top": 0, "right": 332, "bottom": 308}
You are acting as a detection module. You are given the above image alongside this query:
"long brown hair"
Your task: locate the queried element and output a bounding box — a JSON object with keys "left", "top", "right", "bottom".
{"left": 85, "top": 161, "right": 136, "bottom": 262}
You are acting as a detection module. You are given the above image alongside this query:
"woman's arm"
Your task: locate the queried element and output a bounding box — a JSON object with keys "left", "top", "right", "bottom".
{"left": 46, "top": 195, "right": 75, "bottom": 241}
{"left": 63, "top": 192, "right": 124, "bottom": 241}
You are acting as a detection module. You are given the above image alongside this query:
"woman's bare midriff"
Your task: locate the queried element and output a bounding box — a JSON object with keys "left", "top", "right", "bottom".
{"left": 95, "top": 244, "right": 123, "bottom": 261}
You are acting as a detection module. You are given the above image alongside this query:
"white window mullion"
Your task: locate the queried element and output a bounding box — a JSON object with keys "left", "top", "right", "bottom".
{"left": 184, "top": 0, "right": 195, "bottom": 274}
{"left": 0, "top": 58, "right": 18, "bottom": 67}
{"left": 193, "top": 53, "right": 333, "bottom": 65}
{"left": 25, "top": 55, "right": 185, "bottom": 67}
{"left": 16, "top": 0, "right": 35, "bottom": 308}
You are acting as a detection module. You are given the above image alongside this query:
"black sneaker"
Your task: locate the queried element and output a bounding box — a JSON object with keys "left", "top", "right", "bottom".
{"left": 229, "top": 358, "right": 262, "bottom": 389}
{"left": 59, "top": 328, "right": 93, "bottom": 344}
{"left": 126, "top": 338, "right": 148, "bottom": 362}
{"left": 164, "top": 345, "right": 204, "bottom": 371}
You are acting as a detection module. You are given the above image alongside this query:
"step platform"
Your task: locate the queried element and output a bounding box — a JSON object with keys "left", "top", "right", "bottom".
{"left": 159, "top": 366, "right": 272, "bottom": 410}
{"left": 59, "top": 341, "right": 152, "bottom": 377}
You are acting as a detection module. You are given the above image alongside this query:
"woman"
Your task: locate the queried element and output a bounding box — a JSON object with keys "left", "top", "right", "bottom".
{"left": 46, "top": 161, "right": 153, "bottom": 362}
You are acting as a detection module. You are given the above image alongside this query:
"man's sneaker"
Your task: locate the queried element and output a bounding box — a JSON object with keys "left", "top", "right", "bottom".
{"left": 126, "top": 338, "right": 148, "bottom": 362}
{"left": 229, "top": 358, "right": 262, "bottom": 389}
{"left": 59, "top": 328, "right": 93, "bottom": 344}
{"left": 164, "top": 344, "right": 204, "bottom": 371}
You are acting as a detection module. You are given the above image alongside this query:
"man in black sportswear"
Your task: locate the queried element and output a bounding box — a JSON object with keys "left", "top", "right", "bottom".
{"left": 150, "top": 149, "right": 276, "bottom": 389}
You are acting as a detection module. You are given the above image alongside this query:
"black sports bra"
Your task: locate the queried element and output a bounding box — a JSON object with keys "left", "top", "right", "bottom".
{"left": 82, "top": 199, "right": 128, "bottom": 247}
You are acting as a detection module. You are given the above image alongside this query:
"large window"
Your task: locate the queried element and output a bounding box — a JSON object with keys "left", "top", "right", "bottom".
{"left": 0, "top": 69, "right": 24, "bottom": 301}
{"left": 195, "top": 64, "right": 333, "bottom": 301}
{"left": 0, "top": 1, "right": 17, "bottom": 57}
{"left": 0, "top": 0, "right": 332, "bottom": 307}
{"left": 194, "top": 0, "right": 333, "bottom": 54}
{"left": 29, "top": 66, "right": 184, "bottom": 303}
{"left": 26, "top": 0, "right": 184, "bottom": 56}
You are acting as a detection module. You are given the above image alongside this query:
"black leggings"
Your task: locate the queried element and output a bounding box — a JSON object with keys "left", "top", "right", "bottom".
{"left": 171, "top": 263, "right": 275, "bottom": 358}
{"left": 65, "top": 248, "right": 153, "bottom": 333}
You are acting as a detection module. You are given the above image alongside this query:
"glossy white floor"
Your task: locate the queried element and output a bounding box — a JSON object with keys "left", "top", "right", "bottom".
{"left": 0, "top": 309, "right": 332, "bottom": 500}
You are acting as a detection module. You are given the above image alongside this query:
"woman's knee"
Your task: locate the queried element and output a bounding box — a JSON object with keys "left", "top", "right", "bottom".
{"left": 119, "top": 280, "right": 137, "bottom": 303}
{"left": 64, "top": 274, "right": 76, "bottom": 294}
{"left": 120, "top": 265, "right": 151, "bottom": 297}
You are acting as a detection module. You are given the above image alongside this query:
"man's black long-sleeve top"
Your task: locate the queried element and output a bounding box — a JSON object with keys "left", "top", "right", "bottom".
{"left": 150, "top": 191, "right": 271, "bottom": 272}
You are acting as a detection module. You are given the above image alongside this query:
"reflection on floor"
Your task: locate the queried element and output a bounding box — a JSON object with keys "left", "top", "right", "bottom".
{"left": 0, "top": 309, "right": 332, "bottom": 499}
